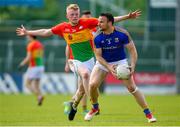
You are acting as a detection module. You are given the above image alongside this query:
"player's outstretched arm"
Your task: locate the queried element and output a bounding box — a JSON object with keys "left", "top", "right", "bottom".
{"left": 16, "top": 25, "right": 53, "bottom": 37}
{"left": 114, "top": 10, "right": 141, "bottom": 22}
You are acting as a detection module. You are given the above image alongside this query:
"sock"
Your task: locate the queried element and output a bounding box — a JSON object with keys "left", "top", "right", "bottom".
{"left": 144, "top": 108, "right": 152, "bottom": 118}
{"left": 92, "top": 103, "right": 99, "bottom": 110}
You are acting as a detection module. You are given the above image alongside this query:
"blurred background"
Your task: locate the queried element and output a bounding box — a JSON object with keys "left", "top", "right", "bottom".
{"left": 0, "top": 0, "right": 179, "bottom": 95}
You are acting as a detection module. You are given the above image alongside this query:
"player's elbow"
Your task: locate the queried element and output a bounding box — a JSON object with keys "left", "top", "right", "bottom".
{"left": 43, "top": 29, "right": 52, "bottom": 37}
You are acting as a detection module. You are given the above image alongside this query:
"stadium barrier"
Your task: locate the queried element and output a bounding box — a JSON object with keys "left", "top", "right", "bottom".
{"left": 0, "top": 73, "right": 76, "bottom": 94}
{"left": 0, "top": 73, "right": 176, "bottom": 94}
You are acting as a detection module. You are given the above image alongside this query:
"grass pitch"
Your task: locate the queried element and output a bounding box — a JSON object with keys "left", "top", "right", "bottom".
{"left": 0, "top": 94, "right": 180, "bottom": 126}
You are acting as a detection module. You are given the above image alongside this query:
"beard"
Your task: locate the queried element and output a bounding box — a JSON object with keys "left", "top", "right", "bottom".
{"left": 99, "top": 24, "right": 109, "bottom": 31}
{"left": 99, "top": 27, "right": 107, "bottom": 31}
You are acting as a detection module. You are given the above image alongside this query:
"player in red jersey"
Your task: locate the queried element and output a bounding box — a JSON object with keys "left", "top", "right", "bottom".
{"left": 63, "top": 10, "right": 96, "bottom": 115}
{"left": 16, "top": 4, "right": 141, "bottom": 120}
{"left": 18, "top": 35, "right": 44, "bottom": 106}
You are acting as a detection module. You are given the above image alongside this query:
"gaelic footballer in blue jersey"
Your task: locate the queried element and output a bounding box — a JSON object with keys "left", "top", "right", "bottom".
{"left": 84, "top": 13, "right": 157, "bottom": 123}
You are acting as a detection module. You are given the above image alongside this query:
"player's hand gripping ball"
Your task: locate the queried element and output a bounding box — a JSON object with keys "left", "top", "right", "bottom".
{"left": 116, "top": 64, "right": 130, "bottom": 80}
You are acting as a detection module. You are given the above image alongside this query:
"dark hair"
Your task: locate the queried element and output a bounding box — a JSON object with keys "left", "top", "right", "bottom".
{"left": 82, "top": 10, "right": 91, "bottom": 15}
{"left": 100, "top": 13, "right": 114, "bottom": 25}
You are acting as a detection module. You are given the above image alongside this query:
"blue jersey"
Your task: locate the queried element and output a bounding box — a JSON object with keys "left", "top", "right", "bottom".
{"left": 94, "top": 26, "right": 132, "bottom": 62}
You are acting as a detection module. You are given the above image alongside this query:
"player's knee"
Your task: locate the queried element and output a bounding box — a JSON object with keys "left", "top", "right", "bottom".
{"left": 89, "top": 82, "right": 98, "bottom": 91}
{"left": 127, "top": 85, "right": 138, "bottom": 93}
{"left": 81, "top": 71, "right": 89, "bottom": 79}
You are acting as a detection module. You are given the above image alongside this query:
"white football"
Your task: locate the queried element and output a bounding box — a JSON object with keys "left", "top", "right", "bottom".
{"left": 116, "top": 64, "right": 130, "bottom": 79}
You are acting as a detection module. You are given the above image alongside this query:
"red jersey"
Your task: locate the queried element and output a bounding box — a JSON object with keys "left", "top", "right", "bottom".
{"left": 27, "top": 40, "right": 44, "bottom": 67}
{"left": 51, "top": 18, "right": 98, "bottom": 62}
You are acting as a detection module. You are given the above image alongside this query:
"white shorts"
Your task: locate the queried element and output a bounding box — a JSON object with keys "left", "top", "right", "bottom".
{"left": 94, "top": 59, "right": 128, "bottom": 72}
{"left": 68, "top": 57, "right": 95, "bottom": 76}
{"left": 26, "top": 66, "right": 44, "bottom": 80}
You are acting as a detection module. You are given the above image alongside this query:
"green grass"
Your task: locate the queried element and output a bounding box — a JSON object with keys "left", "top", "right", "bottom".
{"left": 0, "top": 94, "right": 180, "bottom": 126}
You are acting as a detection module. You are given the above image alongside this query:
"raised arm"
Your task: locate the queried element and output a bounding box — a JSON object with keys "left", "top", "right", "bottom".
{"left": 114, "top": 10, "right": 141, "bottom": 22}
{"left": 16, "top": 25, "right": 53, "bottom": 37}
